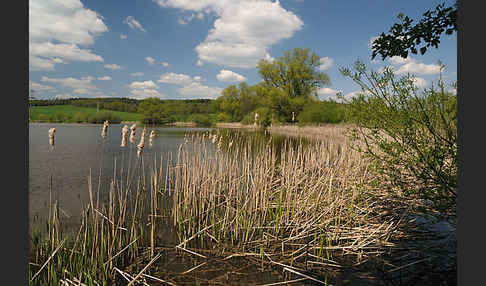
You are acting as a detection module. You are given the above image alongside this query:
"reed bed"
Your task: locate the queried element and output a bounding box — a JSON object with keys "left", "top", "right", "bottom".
{"left": 169, "top": 131, "right": 403, "bottom": 282}
{"left": 29, "top": 127, "right": 410, "bottom": 285}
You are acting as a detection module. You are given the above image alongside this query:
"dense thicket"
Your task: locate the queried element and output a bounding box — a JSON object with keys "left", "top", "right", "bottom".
{"left": 341, "top": 61, "right": 457, "bottom": 220}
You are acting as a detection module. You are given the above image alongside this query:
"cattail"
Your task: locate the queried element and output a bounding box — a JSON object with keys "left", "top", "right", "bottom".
{"left": 48, "top": 128, "right": 55, "bottom": 147}
{"left": 129, "top": 124, "right": 136, "bottom": 143}
{"left": 101, "top": 120, "right": 109, "bottom": 138}
{"left": 120, "top": 125, "right": 129, "bottom": 147}
{"left": 292, "top": 111, "right": 295, "bottom": 122}
{"left": 217, "top": 136, "right": 222, "bottom": 151}
{"left": 212, "top": 134, "right": 218, "bottom": 144}
{"left": 137, "top": 127, "right": 146, "bottom": 157}
{"left": 149, "top": 130, "right": 155, "bottom": 147}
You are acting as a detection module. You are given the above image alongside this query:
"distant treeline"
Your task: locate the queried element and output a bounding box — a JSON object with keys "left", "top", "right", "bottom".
{"left": 30, "top": 98, "right": 215, "bottom": 117}
{"left": 30, "top": 97, "right": 140, "bottom": 113}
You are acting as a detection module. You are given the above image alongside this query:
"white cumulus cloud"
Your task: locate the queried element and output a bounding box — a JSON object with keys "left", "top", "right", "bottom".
{"left": 216, "top": 69, "right": 247, "bottom": 83}
{"left": 29, "top": 81, "right": 55, "bottom": 92}
{"left": 124, "top": 16, "right": 146, "bottom": 32}
{"left": 318, "top": 57, "right": 334, "bottom": 71}
{"left": 104, "top": 64, "right": 122, "bottom": 70}
{"left": 145, "top": 56, "right": 155, "bottom": 65}
{"left": 157, "top": 72, "right": 197, "bottom": 85}
{"left": 40, "top": 75, "right": 104, "bottom": 97}
{"left": 130, "top": 89, "right": 162, "bottom": 99}
{"left": 129, "top": 80, "right": 159, "bottom": 90}
{"left": 29, "top": 0, "right": 107, "bottom": 71}
{"left": 128, "top": 80, "right": 161, "bottom": 99}
{"left": 130, "top": 72, "right": 144, "bottom": 77}
{"left": 388, "top": 56, "right": 441, "bottom": 75}
{"left": 97, "top": 76, "right": 112, "bottom": 81}
{"left": 412, "top": 77, "right": 427, "bottom": 89}
{"left": 176, "top": 82, "right": 222, "bottom": 99}
{"left": 156, "top": 0, "right": 303, "bottom": 68}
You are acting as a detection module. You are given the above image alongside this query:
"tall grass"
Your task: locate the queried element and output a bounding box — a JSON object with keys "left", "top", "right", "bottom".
{"left": 29, "top": 127, "right": 404, "bottom": 285}
{"left": 170, "top": 132, "right": 400, "bottom": 268}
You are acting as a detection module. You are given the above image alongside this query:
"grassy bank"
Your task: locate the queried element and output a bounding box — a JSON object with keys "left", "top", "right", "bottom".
{"left": 29, "top": 105, "right": 140, "bottom": 123}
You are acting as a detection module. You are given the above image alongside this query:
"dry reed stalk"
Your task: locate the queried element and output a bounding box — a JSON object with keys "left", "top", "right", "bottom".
{"left": 141, "top": 273, "right": 177, "bottom": 286}
{"left": 125, "top": 252, "right": 162, "bottom": 286}
{"left": 30, "top": 238, "right": 67, "bottom": 282}
{"left": 166, "top": 129, "right": 401, "bottom": 275}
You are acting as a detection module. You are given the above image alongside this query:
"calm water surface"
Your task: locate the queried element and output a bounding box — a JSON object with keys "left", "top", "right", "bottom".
{"left": 29, "top": 123, "right": 212, "bottom": 222}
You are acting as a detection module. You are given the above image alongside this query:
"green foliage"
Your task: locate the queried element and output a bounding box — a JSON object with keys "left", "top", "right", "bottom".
{"left": 371, "top": 2, "right": 457, "bottom": 60}
{"left": 241, "top": 107, "right": 272, "bottom": 127}
{"left": 30, "top": 105, "right": 139, "bottom": 123}
{"left": 137, "top": 97, "right": 176, "bottom": 125}
{"left": 217, "top": 112, "right": 233, "bottom": 122}
{"left": 297, "top": 101, "right": 346, "bottom": 124}
{"left": 87, "top": 111, "right": 122, "bottom": 124}
{"left": 189, "top": 114, "right": 214, "bottom": 127}
{"left": 257, "top": 48, "right": 331, "bottom": 99}
{"left": 340, "top": 61, "right": 457, "bottom": 219}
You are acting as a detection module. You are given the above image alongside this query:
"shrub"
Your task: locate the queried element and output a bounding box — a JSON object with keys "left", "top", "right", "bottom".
{"left": 71, "top": 112, "right": 85, "bottom": 123}
{"left": 241, "top": 107, "right": 272, "bottom": 127}
{"left": 340, "top": 61, "right": 457, "bottom": 220}
{"left": 87, "top": 111, "right": 122, "bottom": 124}
{"left": 217, "top": 112, "right": 233, "bottom": 122}
{"left": 189, "top": 114, "right": 213, "bottom": 127}
{"left": 297, "top": 101, "right": 346, "bottom": 125}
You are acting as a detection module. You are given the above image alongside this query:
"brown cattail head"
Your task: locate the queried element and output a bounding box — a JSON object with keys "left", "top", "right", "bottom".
{"left": 149, "top": 130, "right": 155, "bottom": 147}
{"left": 101, "top": 121, "right": 109, "bottom": 138}
{"left": 217, "top": 136, "right": 222, "bottom": 151}
{"left": 137, "top": 128, "right": 146, "bottom": 157}
{"left": 48, "top": 128, "right": 55, "bottom": 138}
{"left": 48, "top": 128, "right": 55, "bottom": 147}
{"left": 129, "top": 124, "right": 136, "bottom": 143}
{"left": 121, "top": 125, "right": 129, "bottom": 147}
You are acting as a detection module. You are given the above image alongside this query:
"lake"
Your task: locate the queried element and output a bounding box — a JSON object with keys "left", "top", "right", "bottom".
{"left": 28, "top": 123, "right": 455, "bottom": 285}
{"left": 29, "top": 123, "right": 213, "bottom": 224}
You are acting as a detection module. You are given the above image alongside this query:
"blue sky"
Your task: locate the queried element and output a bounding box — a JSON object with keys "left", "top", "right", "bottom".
{"left": 29, "top": 0, "right": 457, "bottom": 101}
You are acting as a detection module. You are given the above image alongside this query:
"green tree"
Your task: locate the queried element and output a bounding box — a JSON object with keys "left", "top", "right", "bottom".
{"left": 138, "top": 97, "right": 175, "bottom": 125}
{"left": 371, "top": 2, "right": 457, "bottom": 60}
{"left": 257, "top": 48, "right": 331, "bottom": 99}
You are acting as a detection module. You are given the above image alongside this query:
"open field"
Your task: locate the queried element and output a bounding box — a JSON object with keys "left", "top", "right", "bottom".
{"left": 29, "top": 105, "right": 141, "bottom": 122}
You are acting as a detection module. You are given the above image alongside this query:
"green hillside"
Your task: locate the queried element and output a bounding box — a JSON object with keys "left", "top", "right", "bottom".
{"left": 29, "top": 105, "right": 140, "bottom": 123}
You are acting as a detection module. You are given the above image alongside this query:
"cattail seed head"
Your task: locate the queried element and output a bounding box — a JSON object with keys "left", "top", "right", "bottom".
{"left": 101, "top": 120, "right": 109, "bottom": 138}
{"left": 129, "top": 123, "right": 136, "bottom": 143}
{"left": 48, "top": 128, "right": 55, "bottom": 147}
{"left": 121, "top": 125, "right": 129, "bottom": 147}
{"left": 137, "top": 128, "right": 146, "bottom": 157}
{"left": 149, "top": 130, "right": 155, "bottom": 147}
